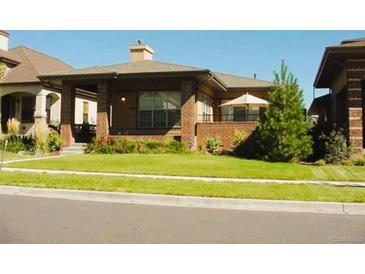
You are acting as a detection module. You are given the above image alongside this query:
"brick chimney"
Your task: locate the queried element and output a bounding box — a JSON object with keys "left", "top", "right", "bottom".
{"left": 0, "top": 30, "right": 9, "bottom": 51}
{"left": 129, "top": 43, "right": 154, "bottom": 62}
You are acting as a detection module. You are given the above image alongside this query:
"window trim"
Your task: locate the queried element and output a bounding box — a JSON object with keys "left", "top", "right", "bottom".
{"left": 137, "top": 91, "right": 181, "bottom": 129}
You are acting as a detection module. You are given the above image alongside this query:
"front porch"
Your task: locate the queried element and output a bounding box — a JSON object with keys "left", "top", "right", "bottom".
{"left": 59, "top": 76, "right": 266, "bottom": 150}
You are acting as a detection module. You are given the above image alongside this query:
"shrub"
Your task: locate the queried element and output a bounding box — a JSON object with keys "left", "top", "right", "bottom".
{"left": 3, "top": 135, "right": 26, "bottom": 153}
{"left": 323, "top": 129, "right": 351, "bottom": 164}
{"left": 0, "top": 135, "right": 35, "bottom": 153}
{"left": 7, "top": 118, "right": 20, "bottom": 136}
{"left": 351, "top": 156, "right": 365, "bottom": 166}
{"left": 231, "top": 129, "right": 247, "bottom": 151}
{"left": 166, "top": 140, "right": 187, "bottom": 153}
{"left": 47, "top": 132, "right": 63, "bottom": 152}
{"left": 256, "top": 61, "right": 313, "bottom": 162}
{"left": 34, "top": 122, "right": 49, "bottom": 154}
{"left": 204, "top": 137, "right": 222, "bottom": 155}
{"left": 85, "top": 137, "right": 188, "bottom": 154}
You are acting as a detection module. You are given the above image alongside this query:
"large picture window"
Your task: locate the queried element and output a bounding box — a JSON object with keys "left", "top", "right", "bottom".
{"left": 138, "top": 91, "right": 181, "bottom": 128}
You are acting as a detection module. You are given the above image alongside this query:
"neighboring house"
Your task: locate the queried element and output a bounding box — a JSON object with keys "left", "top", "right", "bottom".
{"left": 0, "top": 30, "right": 97, "bottom": 137}
{"left": 41, "top": 42, "right": 272, "bottom": 150}
{"left": 310, "top": 38, "right": 365, "bottom": 154}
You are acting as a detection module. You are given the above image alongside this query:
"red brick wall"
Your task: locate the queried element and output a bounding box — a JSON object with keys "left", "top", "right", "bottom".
{"left": 181, "top": 79, "right": 196, "bottom": 149}
{"left": 60, "top": 81, "right": 75, "bottom": 147}
{"left": 346, "top": 60, "right": 365, "bottom": 154}
{"left": 96, "top": 80, "right": 110, "bottom": 139}
{"left": 196, "top": 122, "right": 257, "bottom": 151}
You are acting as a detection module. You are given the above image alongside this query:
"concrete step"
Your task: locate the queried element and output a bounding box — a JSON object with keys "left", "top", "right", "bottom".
{"left": 71, "top": 143, "right": 87, "bottom": 148}
{"left": 62, "top": 146, "right": 85, "bottom": 152}
{"left": 61, "top": 143, "right": 86, "bottom": 155}
{"left": 60, "top": 150, "right": 84, "bottom": 156}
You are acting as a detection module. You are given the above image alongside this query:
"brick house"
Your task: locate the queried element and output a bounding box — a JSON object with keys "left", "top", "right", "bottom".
{"left": 0, "top": 30, "right": 97, "bottom": 136}
{"left": 309, "top": 38, "right": 365, "bottom": 154}
{"left": 39, "top": 43, "right": 272, "bottom": 150}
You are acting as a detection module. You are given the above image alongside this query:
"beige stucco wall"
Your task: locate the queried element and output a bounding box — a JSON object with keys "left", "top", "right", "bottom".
{"left": 74, "top": 97, "right": 97, "bottom": 125}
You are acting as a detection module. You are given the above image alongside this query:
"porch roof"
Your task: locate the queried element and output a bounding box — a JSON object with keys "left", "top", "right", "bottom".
{"left": 38, "top": 60, "right": 272, "bottom": 91}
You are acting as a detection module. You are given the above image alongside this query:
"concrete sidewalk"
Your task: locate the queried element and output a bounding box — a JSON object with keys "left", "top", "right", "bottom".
{"left": 2, "top": 155, "right": 64, "bottom": 165}
{"left": 3, "top": 166, "right": 365, "bottom": 187}
{"left": 1, "top": 185, "right": 365, "bottom": 215}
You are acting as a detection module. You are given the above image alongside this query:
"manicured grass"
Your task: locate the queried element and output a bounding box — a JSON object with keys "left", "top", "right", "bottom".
{"left": 7, "top": 153, "right": 365, "bottom": 182}
{"left": 1, "top": 151, "right": 34, "bottom": 161}
{"left": 1, "top": 171, "right": 365, "bottom": 203}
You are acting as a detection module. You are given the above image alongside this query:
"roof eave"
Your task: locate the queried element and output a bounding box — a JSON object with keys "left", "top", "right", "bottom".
{"left": 314, "top": 45, "right": 365, "bottom": 88}
{"left": 0, "top": 56, "right": 21, "bottom": 66}
{"left": 38, "top": 72, "right": 118, "bottom": 81}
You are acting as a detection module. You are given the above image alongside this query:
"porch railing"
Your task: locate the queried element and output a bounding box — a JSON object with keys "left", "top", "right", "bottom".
{"left": 197, "top": 114, "right": 260, "bottom": 123}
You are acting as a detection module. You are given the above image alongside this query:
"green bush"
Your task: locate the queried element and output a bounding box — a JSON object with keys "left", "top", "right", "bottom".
{"left": 351, "top": 156, "right": 365, "bottom": 166}
{"left": 204, "top": 137, "right": 222, "bottom": 155}
{"left": 322, "top": 129, "right": 351, "bottom": 164}
{"left": 0, "top": 135, "right": 35, "bottom": 153}
{"left": 231, "top": 129, "right": 247, "bottom": 151}
{"left": 85, "top": 137, "right": 188, "bottom": 154}
{"left": 47, "top": 132, "right": 63, "bottom": 152}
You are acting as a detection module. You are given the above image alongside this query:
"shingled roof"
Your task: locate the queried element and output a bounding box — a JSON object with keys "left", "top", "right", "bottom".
{"left": 0, "top": 46, "right": 73, "bottom": 85}
{"left": 40, "top": 59, "right": 271, "bottom": 89}
{"left": 214, "top": 72, "right": 272, "bottom": 88}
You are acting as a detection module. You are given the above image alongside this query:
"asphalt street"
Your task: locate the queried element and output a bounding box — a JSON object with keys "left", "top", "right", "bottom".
{"left": 1, "top": 194, "right": 365, "bottom": 243}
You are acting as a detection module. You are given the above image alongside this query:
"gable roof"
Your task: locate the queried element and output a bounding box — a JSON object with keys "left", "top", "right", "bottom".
{"left": 40, "top": 59, "right": 272, "bottom": 90}
{"left": 0, "top": 46, "right": 73, "bottom": 85}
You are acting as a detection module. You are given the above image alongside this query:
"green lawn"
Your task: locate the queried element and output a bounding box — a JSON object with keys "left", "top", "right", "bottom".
{"left": 6, "top": 153, "right": 365, "bottom": 182}
{"left": 1, "top": 171, "right": 365, "bottom": 203}
{"left": 1, "top": 151, "right": 34, "bottom": 161}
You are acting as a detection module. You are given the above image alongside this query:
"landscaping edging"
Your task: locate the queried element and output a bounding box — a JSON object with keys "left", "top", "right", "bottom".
{"left": 1, "top": 185, "right": 365, "bottom": 215}
{"left": 3, "top": 166, "right": 365, "bottom": 187}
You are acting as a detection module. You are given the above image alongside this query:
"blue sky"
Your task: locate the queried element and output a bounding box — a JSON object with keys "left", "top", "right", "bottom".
{"left": 8, "top": 30, "right": 365, "bottom": 107}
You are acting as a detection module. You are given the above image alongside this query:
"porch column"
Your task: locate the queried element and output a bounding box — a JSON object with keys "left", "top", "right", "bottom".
{"left": 346, "top": 60, "right": 364, "bottom": 154}
{"left": 181, "top": 79, "right": 197, "bottom": 149}
{"left": 0, "top": 96, "right": 2, "bottom": 134}
{"left": 34, "top": 90, "right": 47, "bottom": 128}
{"left": 96, "top": 80, "right": 110, "bottom": 139}
{"left": 60, "top": 81, "right": 75, "bottom": 147}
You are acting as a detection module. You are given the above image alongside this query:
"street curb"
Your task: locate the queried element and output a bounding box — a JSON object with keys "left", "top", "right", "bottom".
{"left": 2, "top": 167, "right": 365, "bottom": 187}
{"left": 1, "top": 185, "right": 364, "bottom": 215}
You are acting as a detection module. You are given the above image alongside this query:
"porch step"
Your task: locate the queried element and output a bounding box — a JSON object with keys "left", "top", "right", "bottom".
{"left": 60, "top": 143, "right": 87, "bottom": 155}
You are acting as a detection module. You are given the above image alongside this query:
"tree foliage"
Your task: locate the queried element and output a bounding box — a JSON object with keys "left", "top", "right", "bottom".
{"left": 256, "top": 61, "right": 313, "bottom": 162}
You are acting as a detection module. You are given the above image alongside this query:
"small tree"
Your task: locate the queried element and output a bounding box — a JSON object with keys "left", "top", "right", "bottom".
{"left": 256, "top": 61, "right": 313, "bottom": 162}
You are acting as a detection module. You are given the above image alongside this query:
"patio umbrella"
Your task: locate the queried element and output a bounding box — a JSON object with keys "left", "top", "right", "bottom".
{"left": 219, "top": 92, "right": 269, "bottom": 121}
{"left": 219, "top": 92, "right": 269, "bottom": 107}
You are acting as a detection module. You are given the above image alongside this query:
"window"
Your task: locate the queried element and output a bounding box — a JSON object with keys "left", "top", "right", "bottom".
{"left": 83, "top": 101, "right": 89, "bottom": 124}
{"left": 138, "top": 91, "right": 181, "bottom": 128}
{"left": 200, "top": 93, "right": 213, "bottom": 122}
{"left": 221, "top": 100, "right": 233, "bottom": 121}
{"left": 21, "top": 96, "right": 35, "bottom": 123}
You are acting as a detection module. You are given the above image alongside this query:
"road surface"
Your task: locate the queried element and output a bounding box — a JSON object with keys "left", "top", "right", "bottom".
{"left": 1, "top": 194, "right": 365, "bottom": 243}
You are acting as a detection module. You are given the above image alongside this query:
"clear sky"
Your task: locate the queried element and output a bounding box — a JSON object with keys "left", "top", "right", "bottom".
{"left": 8, "top": 30, "right": 365, "bottom": 107}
